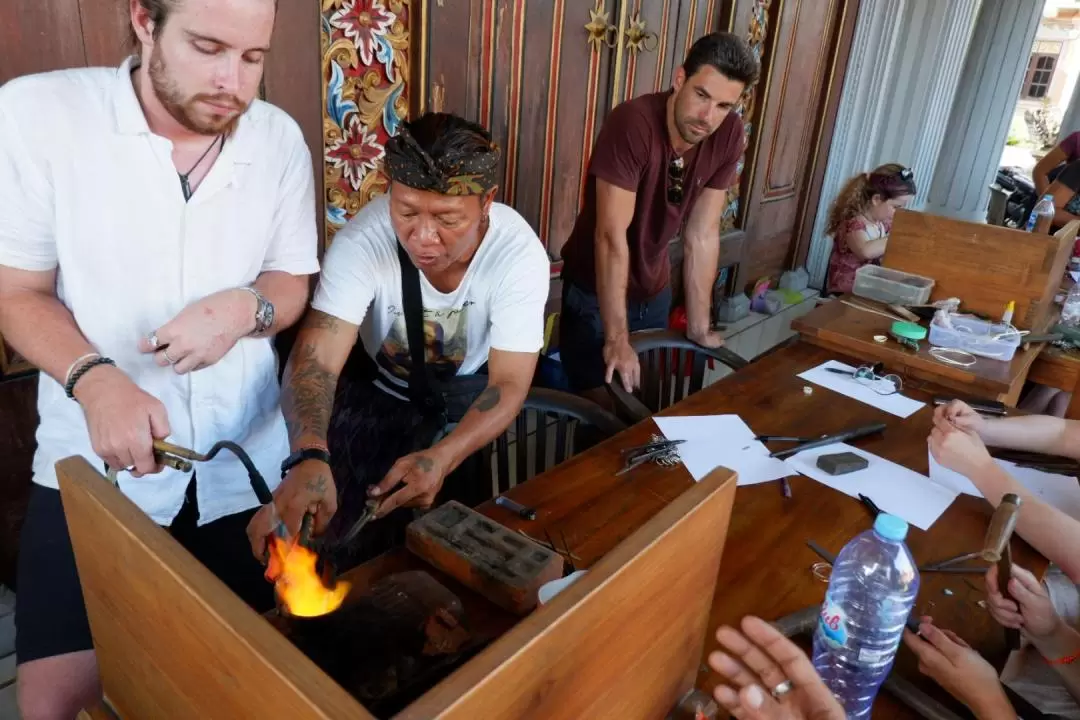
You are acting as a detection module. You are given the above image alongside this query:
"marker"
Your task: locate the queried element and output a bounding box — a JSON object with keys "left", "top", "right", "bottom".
{"left": 1002, "top": 300, "right": 1015, "bottom": 325}
{"left": 495, "top": 496, "right": 537, "bottom": 521}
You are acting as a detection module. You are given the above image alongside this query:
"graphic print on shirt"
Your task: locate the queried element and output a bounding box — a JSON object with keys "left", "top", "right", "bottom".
{"left": 376, "top": 302, "right": 473, "bottom": 382}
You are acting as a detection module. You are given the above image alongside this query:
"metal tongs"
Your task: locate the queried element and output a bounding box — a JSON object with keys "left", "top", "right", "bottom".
{"left": 617, "top": 438, "right": 686, "bottom": 476}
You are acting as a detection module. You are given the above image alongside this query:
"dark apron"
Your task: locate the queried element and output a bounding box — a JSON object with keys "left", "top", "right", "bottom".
{"left": 322, "top": 243, "right": 490, "bottom": 571}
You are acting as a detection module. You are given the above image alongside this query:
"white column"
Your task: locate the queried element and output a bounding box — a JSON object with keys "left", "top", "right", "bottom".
{"left": 806, "top": 0, "right": 983, "bottom": 289}
{"left": 1060, "top": 83, "right": 1080, "bottom": 139}
{"left": 922, "top": 0, "right": 1043, "bottom": 222}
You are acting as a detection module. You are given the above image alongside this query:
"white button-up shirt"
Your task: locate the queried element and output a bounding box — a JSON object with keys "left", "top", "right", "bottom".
{"left": 0, "top": 58, "right": 320, "bottom": 526}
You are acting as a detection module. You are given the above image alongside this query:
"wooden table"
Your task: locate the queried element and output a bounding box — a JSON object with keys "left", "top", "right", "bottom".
{"left": 793, "top": 299, "right": 1046, "bottom": 405}
{"left": 1028, "top": 344, "right": 1080, "bottom": 419}
{"left": 355, "top": 342, "right": 1046, "bottom": 718}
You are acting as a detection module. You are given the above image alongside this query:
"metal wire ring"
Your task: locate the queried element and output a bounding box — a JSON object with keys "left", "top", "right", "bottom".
{"left": 811, "top": 562, "right": 832, "bottom": 583}
{"left": 163, "top": 348, "right": 177, "bottom": 365}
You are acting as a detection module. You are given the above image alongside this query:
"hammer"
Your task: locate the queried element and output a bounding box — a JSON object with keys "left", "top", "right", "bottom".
{"left": 979, "top": 493, "right": 1023, "bottom": 650}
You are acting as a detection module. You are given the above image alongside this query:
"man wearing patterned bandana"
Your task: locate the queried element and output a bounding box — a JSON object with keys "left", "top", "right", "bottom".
{"left": 246, "top": 112, "right": 550, "bottom": 564}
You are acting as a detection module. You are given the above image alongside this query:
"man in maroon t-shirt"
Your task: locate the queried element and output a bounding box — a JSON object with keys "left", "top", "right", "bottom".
{"left": 559, "top": 32, "right": 758, "bottom": 402}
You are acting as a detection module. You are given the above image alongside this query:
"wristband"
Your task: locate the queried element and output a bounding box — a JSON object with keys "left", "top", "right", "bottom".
{"left": 66, "top": 357, "right": 116, "bottom": 399}
{"left": 280, "top": 446, "right": 331, "bottom": 479}
{"left": 1048, "top": 652, "right": 1080, "bottom": 666}
{"left": 65, "top": 352, "right": 101, "bottom": 387}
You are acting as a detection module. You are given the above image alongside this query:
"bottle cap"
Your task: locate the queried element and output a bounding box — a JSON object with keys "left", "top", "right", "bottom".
{"left": 874, "top": 513, "right": 909, "bottom": 541}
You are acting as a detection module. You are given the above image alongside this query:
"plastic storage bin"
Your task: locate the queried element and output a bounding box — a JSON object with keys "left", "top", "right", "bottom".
{"left": 851, "top": 265, "right": 935, "bottom": 306}
{"left": 928, "top": 315, "right": 1022, "bottom": 362}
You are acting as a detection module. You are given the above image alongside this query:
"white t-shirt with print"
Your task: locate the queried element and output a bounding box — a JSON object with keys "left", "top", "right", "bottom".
{"left": 312, "top": 194, "right": 549, "bottom": 397}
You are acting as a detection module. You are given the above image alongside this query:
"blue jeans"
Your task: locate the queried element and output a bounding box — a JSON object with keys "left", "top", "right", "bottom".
{"left": 558, "top": 282, "right": 672, "bottom": 392}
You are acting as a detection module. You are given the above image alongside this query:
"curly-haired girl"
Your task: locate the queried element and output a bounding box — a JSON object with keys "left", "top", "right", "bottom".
{"left": 825, "top": 163, "right": 917, "bottom": 294}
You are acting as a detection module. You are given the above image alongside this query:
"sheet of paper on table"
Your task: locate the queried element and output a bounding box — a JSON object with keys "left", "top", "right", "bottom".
{"left": 929, "top": 451, "right": 1080, "bottom": 521}
{"left": 787, "top": 442, "right": 958, "bottom": 531}
{"left": 798, "top": 360, "right": 925, "bottom": 419}
{"left": 653, "top": 415, "right": 792, "bottom": 486}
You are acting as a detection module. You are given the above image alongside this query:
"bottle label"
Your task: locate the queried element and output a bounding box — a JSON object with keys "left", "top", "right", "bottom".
{"left": 857, "top": 647, "right": 891, "bottom": 663}
{"left": 818, "top": 602, "right": 848, "bottom": 648}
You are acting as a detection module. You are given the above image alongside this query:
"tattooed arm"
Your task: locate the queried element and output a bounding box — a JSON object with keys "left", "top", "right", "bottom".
{"left": 246, "top": 308, "right": 359, "bottom": 556}
{"left": 280, "top": 308, "right": 359, "bottom": 451}
{"left": 370, "top": 348, "right": 540, "bottom": 516}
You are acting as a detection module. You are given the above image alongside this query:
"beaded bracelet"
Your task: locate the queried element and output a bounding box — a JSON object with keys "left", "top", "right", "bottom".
{"left": 65, "top": 356, "right": 116, "bottom": 399}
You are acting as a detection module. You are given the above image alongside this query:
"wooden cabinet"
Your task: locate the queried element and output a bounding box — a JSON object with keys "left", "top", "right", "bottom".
{"left": 419, "top": 0, "right": 727, "bottom": 261}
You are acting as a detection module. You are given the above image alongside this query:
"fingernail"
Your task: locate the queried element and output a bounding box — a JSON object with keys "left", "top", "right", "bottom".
{"left": 368, "top": 487, "right": 380, "bottom": 496}
{"left": 746, "top": 685, "right": 765, "bottom": 709}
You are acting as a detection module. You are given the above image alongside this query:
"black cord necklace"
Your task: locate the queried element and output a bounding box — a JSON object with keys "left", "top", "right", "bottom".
{"left": 178, "top": 135, "right": 224, "bottom": 201}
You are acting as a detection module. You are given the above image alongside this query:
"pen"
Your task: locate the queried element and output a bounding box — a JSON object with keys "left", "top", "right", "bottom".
{"left": 858, "top": 493, "right": 882, "bottom": 517}
{"left": 495, "top": 496, "right": 537, "bottom": 521}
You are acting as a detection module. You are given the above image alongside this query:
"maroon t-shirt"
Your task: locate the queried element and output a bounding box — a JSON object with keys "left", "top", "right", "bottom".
{"left": 560, "top": 90, "right": 744, "bottom": 300}
{"left": 1062, "top": 131, "right": 1080, "bottom": 163}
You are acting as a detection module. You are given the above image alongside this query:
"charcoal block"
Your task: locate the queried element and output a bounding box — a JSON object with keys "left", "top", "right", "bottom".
{"left": 406, "top": 501, "right": 564, "bottom": 615}
{"left": 816, "top": 452, "right": 869, "bottom": 476}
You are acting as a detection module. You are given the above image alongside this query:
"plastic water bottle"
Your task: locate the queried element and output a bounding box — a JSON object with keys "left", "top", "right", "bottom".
{"left": 1062, "top": 283, "right": 1080, "bottom": 327}
{"left": 1026, "top": 194, "right": 1056, "bottom": 233}
{"left": 812, "top": 514, "right": 919, "bottom": 718}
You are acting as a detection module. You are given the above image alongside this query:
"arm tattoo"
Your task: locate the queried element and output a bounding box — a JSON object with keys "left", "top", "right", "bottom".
{"left": 304, "top": 309, "right": 342, "bottom": 335}
{"left": 415, "top": 456, "right": 434, "bottom": 472}
{"left": 473, "top": 386, "right": 501, "bottom": 413}
{"left": 282, "top": 341, "right": 338, "bottom": 445}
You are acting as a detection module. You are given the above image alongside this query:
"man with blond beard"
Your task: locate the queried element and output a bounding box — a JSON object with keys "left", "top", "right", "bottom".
{"left": 0, "top": 0, "right": 317, "bottom": 716}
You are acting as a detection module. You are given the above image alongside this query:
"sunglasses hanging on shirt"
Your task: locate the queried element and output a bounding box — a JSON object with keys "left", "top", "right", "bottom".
{"left": 667, "top": 155, "right": 685, "bottom": 205}
{"left": 178, "top": 135, "right": 224, "bottom": 201}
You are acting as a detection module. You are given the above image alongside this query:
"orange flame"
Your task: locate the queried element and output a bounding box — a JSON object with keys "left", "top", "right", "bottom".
{"left": 265, "top": 536, "right": 351, "bottom": 617}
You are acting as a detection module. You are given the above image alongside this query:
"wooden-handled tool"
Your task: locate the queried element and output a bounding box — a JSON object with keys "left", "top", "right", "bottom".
{"left": 980, "top": 493, "right": 1022, "bottom": 650}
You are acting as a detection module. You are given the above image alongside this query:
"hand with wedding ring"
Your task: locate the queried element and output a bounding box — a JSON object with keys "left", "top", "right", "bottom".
{"left": 710, "top": 616, "right": 844, "bottom": 720}
{"left": 139, "top": 288, "right": 258, "bottom": 374}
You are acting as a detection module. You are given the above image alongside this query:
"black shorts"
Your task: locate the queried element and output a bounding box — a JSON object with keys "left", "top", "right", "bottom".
{"left": 15, "top": 478, "right": 275, "bottom": 665}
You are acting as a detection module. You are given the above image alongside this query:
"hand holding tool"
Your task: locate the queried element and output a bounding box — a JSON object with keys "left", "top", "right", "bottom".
{"left": 982, "top": 493, "right": 1022, "bottom": 650}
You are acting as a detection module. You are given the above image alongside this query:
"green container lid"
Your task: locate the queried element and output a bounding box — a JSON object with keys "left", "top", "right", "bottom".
{"left": 891, "top": 321, "right": 927, "bottom": 341}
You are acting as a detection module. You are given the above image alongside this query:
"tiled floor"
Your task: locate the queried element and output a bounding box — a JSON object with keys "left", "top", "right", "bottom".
{"left": 0, "top": 585, "right": 15, "bottom": 719}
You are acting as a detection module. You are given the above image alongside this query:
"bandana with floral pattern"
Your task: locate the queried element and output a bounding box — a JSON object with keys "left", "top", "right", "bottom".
{"left": 383, "top": 126, "right": 500, "bottom": 196}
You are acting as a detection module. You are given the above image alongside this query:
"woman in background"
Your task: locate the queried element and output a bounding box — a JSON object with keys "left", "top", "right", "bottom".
{"left": 1034, "top": 130, "right": 1080, "bottom": 197}
{"left": 825, "top": 164, "right": 917, "bottom": 295}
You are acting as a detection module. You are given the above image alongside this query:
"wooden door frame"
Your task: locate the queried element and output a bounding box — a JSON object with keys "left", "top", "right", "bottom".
{"left": 789, "top": 0, "right": 861, "bottom": 270}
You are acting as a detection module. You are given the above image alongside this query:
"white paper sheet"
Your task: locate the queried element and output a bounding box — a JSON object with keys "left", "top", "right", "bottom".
{"left": 927, "top": 453, "right": 983, "bottom": 496}
{"left": 797, "top": 360, "right": 925, "bottom": 419}
{"left": 652, "top": 415, "right": 792, "bottom": 486}
{"left": 927, "top": 452, "right": 1080, "bottom": 520}
{"left": 787, "top": 443, "right": 958, "bottom": 531}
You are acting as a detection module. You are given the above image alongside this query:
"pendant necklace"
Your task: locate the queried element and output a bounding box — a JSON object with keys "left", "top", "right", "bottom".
{"left": 178, "top": 135, "right": 224, "bottom": 201}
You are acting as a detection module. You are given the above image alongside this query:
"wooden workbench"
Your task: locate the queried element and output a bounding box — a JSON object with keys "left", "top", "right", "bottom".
{"left": 65, "top": 342, "right": 1046, "bottom": 719}
{"left": 362, "top": 342, "right": 1046, "bottom": 718}
{"left": 792, "top": 299, "right": 1046, "bottom": 405}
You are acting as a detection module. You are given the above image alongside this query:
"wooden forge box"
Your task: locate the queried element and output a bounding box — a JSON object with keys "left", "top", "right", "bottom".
{"left": 883, "top": 210, "right": 1077, "bottom": 330}
{"left": 58, "top": 457, "right": 737, "bottom": 719}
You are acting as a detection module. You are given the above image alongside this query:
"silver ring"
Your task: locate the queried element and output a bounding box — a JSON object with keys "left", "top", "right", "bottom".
{"left": 771, "top": 680, "right": 793, "bottom": 699}
{"left": 148, "top": 331, "right": 160, "bottom": 350}
{"left": 163, "top": 348, "right": 176, "bottom": 365}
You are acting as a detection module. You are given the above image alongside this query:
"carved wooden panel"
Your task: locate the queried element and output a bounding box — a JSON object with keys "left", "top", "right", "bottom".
{"left": 421, "top": 0, "right": 622, "bottom": 260}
